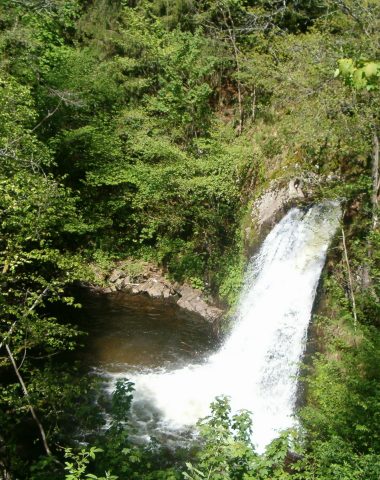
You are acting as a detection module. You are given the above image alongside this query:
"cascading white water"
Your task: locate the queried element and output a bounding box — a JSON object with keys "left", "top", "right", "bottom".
{"left": 110, "top": 202, "right": 340, "bottom": 452}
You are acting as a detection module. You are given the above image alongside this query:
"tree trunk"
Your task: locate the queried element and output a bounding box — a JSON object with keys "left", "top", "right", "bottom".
{"left": 372, "top": 130, "right": 379, "bottom": 230}
{"left": 5, "top": 345, "right": 52, "bottom": 457}
{"left": 361, "top": 130, "right": 379, "bottom": 290}
{"left": 220, "top": 5, "right": 243, "bottom": 135}
{"left": 341, "top": 226, "right": 357, "bottom": 329}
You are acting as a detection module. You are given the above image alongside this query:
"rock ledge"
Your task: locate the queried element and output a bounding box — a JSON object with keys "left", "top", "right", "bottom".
{"left": 92, "top": 264, "right": 223, "bottom": 324}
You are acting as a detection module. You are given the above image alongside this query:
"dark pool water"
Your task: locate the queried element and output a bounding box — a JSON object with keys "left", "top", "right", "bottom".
{"left": 70, "top": 289, "right": 220, "bottom": 373}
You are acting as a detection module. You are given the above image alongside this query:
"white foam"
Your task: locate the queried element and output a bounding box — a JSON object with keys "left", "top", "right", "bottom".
{"left": 109, "top": 202, "right": 340, "bottom": 452}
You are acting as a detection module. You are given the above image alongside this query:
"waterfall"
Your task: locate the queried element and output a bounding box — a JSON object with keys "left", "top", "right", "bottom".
{"left": 111, "top": 202, "right": 341, "bottom": 451}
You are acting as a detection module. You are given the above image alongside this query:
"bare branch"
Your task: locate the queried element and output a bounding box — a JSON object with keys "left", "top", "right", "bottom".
{"left": 372, "top": 131, "right": 379, "bottom": 230}
{"left": 6, "top": 344, "right": 52, "bottom": 456}
{"left": 341, "top": 225, "right": 357, "bottom": 329}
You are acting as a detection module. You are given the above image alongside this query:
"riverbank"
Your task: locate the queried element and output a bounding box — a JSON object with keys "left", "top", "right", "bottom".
{"left": 86, "top": 261, "right": 224, "bottom": 324}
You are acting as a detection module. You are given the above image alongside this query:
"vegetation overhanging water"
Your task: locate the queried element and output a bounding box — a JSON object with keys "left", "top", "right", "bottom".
{"left": 1, "top": 1, "right": 379, "bottom": 478}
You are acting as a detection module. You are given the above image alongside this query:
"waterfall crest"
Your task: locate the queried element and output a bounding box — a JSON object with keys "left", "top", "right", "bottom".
{"left": 112, "top": 202, "right": 341, "bottom": 451}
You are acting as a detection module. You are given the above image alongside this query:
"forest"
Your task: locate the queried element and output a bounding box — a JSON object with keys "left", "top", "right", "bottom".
{"left": 0, "top": 0, "right": 379, "bottom": 478}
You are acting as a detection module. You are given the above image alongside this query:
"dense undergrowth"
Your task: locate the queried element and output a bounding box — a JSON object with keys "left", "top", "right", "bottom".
{"left": 0, "top": 0, "right": 379, "bottom": 478}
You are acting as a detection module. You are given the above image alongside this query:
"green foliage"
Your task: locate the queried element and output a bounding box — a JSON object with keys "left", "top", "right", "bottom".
{"left": 187, "top": 396, "right": 256, "bottom": 480}
{"left": 184, "top": 396, "right": 299, "bottom": 480}
{"left": 292, "top": 437, "right": 380, "bottom": 480}
{"left": 64, "top": 447, "right": 118, "bottom": 480}
{"left": 336, "top": 58, "right": 380, "bottom": 91}
{"left": 301, "top": 328, "right": 380, "bottom": 450}
{"left": 297, "top": 207, "right": 380, "bottom": 478}
{"left": 1, "top": 0, "right": 380, "bottom": 478}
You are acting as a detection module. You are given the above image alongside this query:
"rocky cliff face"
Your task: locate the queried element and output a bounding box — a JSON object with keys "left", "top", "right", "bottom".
{"left": 253, "top": 178, "right": 306, "bottom": 231}
{"left": 244, "top": 173, "right": 339, "bottom": 256}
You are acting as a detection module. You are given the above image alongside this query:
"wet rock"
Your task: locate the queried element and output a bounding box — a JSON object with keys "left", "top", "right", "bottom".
{"left": 139, "top": 278, "right": 166, "bottom": 298}
{"left": 289, "top": 178, "right": 305, "bottom": 198}
{"left": 253, "top": 178, "right": 305, "bottom": 232}
{"left": 102, "top": 265, "right": 223, "bottom": 323}
{"left": 103, "top": 285, "right": 117, "bottom": 293}
{"left": 127, "top": 275, "right": 175, "bottom": 299}
{"left": 251, "top": 173, "right": 330, "bottom": 236}
{"left": 108, "top": 269, "right": 125, "bottom": 283}
{"left": 176, "top": 285, "right": 223, "bottom": 323}
{"left": 88, "top": 256, "right": 226, "bottom": 324}
{"left": 115, "top": 276, "right": 136, "bottom": 291}
{"left": 131, "top": 284, "right": 141, "bottom": 295}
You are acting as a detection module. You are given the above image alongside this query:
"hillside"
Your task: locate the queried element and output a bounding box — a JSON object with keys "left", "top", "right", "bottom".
{"left": 0, "top": 1, "right": 379, "bottom": 479}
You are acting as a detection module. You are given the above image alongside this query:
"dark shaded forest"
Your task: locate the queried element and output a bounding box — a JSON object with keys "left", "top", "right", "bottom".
{"left": 0, "top": 0, "right": 379, "bottom": 478}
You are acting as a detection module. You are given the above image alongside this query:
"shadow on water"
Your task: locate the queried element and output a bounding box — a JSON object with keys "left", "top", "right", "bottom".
{"left": 55, "top": 287, "right": 222, "bottom": 446}
{"left": 67, "top": 288, "right": 221, "bottom": 373}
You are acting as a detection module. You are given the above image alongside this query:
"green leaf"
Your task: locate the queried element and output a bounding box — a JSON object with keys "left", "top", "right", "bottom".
{"left": 363, "top": 62, "right": 380, "bottom": 78}
{"left": 352, "top": 68, "right": 367, "bottom": 89}
{"left": 338, "top": 58, "right": 355, "bottom": 76}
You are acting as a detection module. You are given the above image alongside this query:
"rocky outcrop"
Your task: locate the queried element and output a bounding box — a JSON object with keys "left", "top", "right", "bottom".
{"left": 251, "top": 173, "right": 329, "bottom": 234}
{"left": 243, "top": 173, "right": 341, "bottom": 255}
{"left": 97, "top": 264, "right": 223, "bottom": 323}
{"left": 175, "top": 284, "right": 223, "bottom": 323}
{"left": 253, "top": 178, "right": 306, "bottom": 232}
